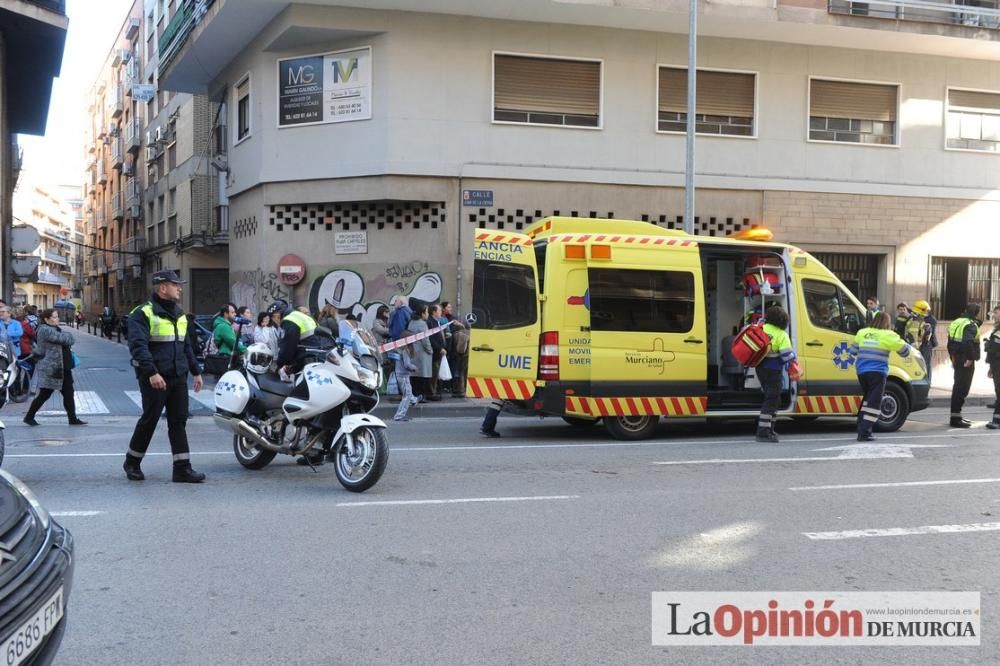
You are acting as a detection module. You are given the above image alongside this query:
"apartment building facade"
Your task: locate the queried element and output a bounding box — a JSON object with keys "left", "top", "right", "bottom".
{"left": 12, "top": 179, "right": 79, "bottom": 309}
{"left": 158, "top": 0, "right": 1000, "bottom": 326}
{"left": 83, "top": 0, "right": 227, "bottom": 316}
{"left": 0, "top": 0, "right": 68, "bottom": 303}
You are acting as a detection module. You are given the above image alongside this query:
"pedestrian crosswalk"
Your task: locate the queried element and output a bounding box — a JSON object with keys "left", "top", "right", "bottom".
{"left": 33, "top": 389, "right": 217, "bottom": 416}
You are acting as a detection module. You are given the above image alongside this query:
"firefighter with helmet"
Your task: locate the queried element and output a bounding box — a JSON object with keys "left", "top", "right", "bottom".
{"left": 908, "top": 299, "right": 938, "bottom": 384}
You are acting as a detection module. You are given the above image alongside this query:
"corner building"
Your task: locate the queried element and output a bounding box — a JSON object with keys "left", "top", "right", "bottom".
{"left": 160, "top": 0, "right": 1000, "bottom": 357}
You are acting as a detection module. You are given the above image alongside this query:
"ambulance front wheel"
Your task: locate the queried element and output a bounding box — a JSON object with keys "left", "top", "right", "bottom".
{"left": 874, "top": 381, "right": 909, "bottom": 433}
{"left": 604, "top": 415, "right": 659, "bottom": 440}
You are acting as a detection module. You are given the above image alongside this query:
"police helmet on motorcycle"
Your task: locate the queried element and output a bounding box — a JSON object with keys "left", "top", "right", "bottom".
{"left": 912, "top": 299, "right": 930, "bottom": 317}
{"left": 244, "top": 343, "right": 274, "bottom": 375}
{"left": 266, "top": 300, "right": 290, "bottom": 317}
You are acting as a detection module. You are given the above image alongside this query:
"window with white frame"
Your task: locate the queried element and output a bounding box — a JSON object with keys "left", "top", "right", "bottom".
{"left": 809, "top": 79, "right": 898, "bottom": 145}
{"left": 493, "top": 54, "right": 601, "bottom": 128}
{"left": 946, "top": 88, "right": 1000, "bottom": 152}
{"left": 657, "top": 67, "right": 755, "bottom": 136}
{"left": 235, "top": 76, "right": 250, "bottom": 142}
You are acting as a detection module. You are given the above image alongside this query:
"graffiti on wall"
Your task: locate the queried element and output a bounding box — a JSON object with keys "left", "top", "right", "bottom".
{"left": 308, "top": 263, "right": 445, "bottom": 331}
{"left": 231, "top": 268, "right": 291, "bottom": 311}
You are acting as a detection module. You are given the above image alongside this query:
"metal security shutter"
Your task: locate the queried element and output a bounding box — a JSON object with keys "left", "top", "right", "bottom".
{"left": 658, "top": 68, "right": 755, "bottom": 117}
{"left": 494, "top": 55, "right": 600, "bottom": 116}
{"left": 949, "top": 89, "right": 1000, "bottom": 113}
{"left": 810, "top": 79, "right": 897, "bottom": 121}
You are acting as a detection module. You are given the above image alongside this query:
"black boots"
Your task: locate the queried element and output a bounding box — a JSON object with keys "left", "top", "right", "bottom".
{"left": 22, "top": 416, "right": 39, "bottom": 427}
{"left": 172, "top": 464, "right": 206, "bottom": 483}
{"left": 755, "top": 429, "right": 779, "bottom": 443}
{"left": 857, "top": 433, "right": 876, "bottom": 442}
{"left": 123, "top": 459, "right": 145, "bottom": 481}
{"left": 480, "top": 407, "right": 501, "bottom": 438}
{"left": 950, "top": 416, "right": 972, "bottom": 428}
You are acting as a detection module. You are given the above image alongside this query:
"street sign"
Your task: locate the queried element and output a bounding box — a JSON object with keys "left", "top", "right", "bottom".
{"left": 462, "top": 189, "right": 493, "bottom": 207}
{"left": 10, "top": 225, "right": 40, "bottom": 254}
{"left": 335, "top": 231, "right": 367, "bottom": 255}
{"left": 277, "top": 254, "right": 306, "bottom": 285}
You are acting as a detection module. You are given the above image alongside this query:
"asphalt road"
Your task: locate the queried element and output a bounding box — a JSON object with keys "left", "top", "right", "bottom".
{"left": 2, "top": 402, "right": 998, "bottom": 665}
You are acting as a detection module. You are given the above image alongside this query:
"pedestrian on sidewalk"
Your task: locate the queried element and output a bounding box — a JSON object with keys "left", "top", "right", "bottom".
{"left": 754, "top": 305, "right": 796, "bottom": 443}
{"left": 427, "top": 304, "right": 446, "bottom": 401}
{"left": 407, "top": 305, "right": 433, "bottom": 402}
{"left": 947, "top": 303, "right": 982, "bottom": 428}
{"left": 985, "top": 304, "right": 1000, "bottom": 430}
{"left": 849, "top": 311, "right": 910, "bottom": 442}
{"left": 23, "top": 309, "right": 86, "bottom": 427}
{"left": 392, "top": 344, "right": 417, "bottom": 422}
{"left": 122, "top": 271, "right": 206, "bottom": 483}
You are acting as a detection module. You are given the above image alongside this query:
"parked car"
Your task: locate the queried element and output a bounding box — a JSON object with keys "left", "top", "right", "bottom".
{"left": 0, "top": 469, "right": 74, "bottom": 665}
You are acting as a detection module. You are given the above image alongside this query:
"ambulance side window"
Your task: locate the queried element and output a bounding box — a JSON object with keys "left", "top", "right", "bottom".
{"left": 471, "top": 260, "right": 537, "bottom": 330}
{"left": 802, "top": 279, "right": 864, "bottom": 334}
{"left": 588, "top": 268, "right": 695, "bottom": 333}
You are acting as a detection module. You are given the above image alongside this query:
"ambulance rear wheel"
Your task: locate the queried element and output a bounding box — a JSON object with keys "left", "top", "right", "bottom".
{"left": 874, "top": 381, "right": 909, "bottom": 433}
{"left": 563, "top": 416, "right": 600, "bottom": 427}
{"left": 604, "top": 415, "right": 659, "bottom": 440}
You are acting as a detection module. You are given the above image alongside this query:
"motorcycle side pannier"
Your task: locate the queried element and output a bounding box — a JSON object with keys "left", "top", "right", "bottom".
{"left": 731, "top": 324, "right": 770, "bottom": 368}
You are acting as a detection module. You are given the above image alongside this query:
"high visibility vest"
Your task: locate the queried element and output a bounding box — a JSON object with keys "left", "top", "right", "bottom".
{"left": 762, "top": 323, "right": 795, "bottom": 362}
{"left": 283, "top": 310, "right": 316, "bottom": 339}
{"left": 948, "top": 317, "right": 976, "bottom": 342}
{"left": 136, "top": 302, "right": 188, "bottom": 343}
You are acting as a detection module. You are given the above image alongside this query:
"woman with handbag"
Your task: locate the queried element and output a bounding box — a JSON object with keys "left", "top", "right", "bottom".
{"left": 23, "top": 309, "right": 86, "bottom": 426}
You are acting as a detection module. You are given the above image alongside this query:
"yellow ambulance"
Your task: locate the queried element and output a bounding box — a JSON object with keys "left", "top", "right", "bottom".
{"left": 466, "top": 217, "right": 929, "bottom": 440}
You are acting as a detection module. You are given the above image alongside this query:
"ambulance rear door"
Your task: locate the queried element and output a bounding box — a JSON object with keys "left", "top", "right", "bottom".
{"left": 466, "top": 231, "right": 541, "bottom": 403}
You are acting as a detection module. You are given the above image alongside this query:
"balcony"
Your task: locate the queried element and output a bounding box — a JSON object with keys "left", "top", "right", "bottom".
{"left": 829, "top": 0, "right": 1000, "bottom": 28}
{"left": 125, "top": 120, "right": 141, "bottom": 154}
{"left": 97, "top": 161, "right": 107, "bottom": 184}
{"left": 126, "top": 177, "right": 141, "bottom": 207}
{"left": 110, "top": 85, "right": 124, "bottom": 118}
{"left": 126, "top": 237, "right": 146, "bottom": 267}
{"left": 43, "top": 251, "right": 69, "bottom": 265}
{"left": 112, "top": 192, "right": 124, "bottom": 221}
{"left": 111, "top": 244, "right": 123, "bottom": 270}
{"left": 126, "top": 15, "right": 140, "bottom": 40}
{"left": 37, "top": 271, "right": 67, "bottom": 285}
{"left": 96, "top": 207, "right": 107, "bottom": 230}
{"left": 111, "top": 137, "right": 124, "bottom": 170}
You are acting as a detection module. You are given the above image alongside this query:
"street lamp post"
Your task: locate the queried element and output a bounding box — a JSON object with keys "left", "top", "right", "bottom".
{"left": 684, "top": 0, "right": 697, "bottom": 235}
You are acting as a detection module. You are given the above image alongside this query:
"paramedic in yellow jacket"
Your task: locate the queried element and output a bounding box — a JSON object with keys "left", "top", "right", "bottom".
{"left": 756, "top": 305, "right": 796, "bottom": 443}
{"left": 849, "top": 311, "right": 911, "bottom": 442}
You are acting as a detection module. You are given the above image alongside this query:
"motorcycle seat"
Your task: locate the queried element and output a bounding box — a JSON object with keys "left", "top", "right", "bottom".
{"left": 257, "top": 372, "right": 295, "bottom": 397}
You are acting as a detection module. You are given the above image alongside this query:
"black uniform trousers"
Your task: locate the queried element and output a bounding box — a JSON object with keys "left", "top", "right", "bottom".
{"left": 125, "top": 375, "right": 191, "bottom": 466}
{"left": 991, "top": 362, "right": 1000, "bottom": 425}
{"left": 950, "top": 362, "right": 976, "bottom": 416}
{"left": 857, "top": 372, "right": 887, "bottom": 437}
{"left": 25, "top": 371, "right": 77, "bottom": 421}
{"left": 756, "top": 366, "right": 783, "bottom": 434}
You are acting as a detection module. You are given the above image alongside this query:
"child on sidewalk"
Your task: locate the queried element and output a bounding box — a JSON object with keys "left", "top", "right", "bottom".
{"left": 393, "top": 344, "right": 417, "bottom": 422}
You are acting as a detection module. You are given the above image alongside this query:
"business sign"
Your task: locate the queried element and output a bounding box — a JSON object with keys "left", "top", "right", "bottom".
{"left": 462, "top": 189, "right": 494, "bottom": 207}
{"left": 335, "top": 231, "right": 368, "bottom": 255}
{"left": 277, "top": 46, "right": 372, "bottom": 128}
{"left": 132, "top": 84, "right": 156, "bottom": 103}
{"left": 277, "top": 254, "right": 306, "bottom": 286}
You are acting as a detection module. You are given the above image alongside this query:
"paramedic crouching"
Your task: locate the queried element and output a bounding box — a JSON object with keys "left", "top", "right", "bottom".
{"left": 755, "top": 306, "right": 796, "bottom": 443}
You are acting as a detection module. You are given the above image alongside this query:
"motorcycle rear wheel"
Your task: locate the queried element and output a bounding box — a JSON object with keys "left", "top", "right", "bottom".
{"left": 233, "top": 434, "right": 277, "bottom": 469}
{"left": 334, "top": 427, "right": 388, "bottom": 493}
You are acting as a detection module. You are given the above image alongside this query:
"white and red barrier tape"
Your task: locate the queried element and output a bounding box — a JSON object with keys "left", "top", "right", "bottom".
{"left": 378, "top": 321, "right": 455, "bottom": 353}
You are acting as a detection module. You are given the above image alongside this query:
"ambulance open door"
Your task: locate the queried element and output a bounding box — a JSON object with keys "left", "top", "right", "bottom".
{"left": 466, "top": 231, "right": 541, "bottom": 403}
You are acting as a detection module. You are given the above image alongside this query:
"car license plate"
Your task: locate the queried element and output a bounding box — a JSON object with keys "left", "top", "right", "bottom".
{"left": 1, "top": 586, "right": 62, "bottom": 666}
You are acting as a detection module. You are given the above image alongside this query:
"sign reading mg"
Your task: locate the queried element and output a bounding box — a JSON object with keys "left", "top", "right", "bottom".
{"left": 278, "top": 47, "right": 372, "bottom": 128}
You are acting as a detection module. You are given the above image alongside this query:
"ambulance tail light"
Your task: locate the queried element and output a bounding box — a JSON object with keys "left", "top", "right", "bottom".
{"left": 539, "top": 332, "right": 560, "bottom": 381}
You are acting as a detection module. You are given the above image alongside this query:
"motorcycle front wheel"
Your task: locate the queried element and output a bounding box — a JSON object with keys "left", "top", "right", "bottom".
{"left": 333, "top": 426, "right": 388, "bottom": 493}
{"left": 233, "top": 434, "right": 277, "bottom": 469}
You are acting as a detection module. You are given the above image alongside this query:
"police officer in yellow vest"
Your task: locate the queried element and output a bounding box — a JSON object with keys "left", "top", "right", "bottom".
{"left": 983, "top": 304, "right": 1000, "bottom": 430}
{"left": 947, "top": 303, "right": 982, "bottom": 428}
{"left": 123, "top": 271, "right": 206, "bottom": 483}
{"left": 849, "top": 311, "right": 911, "bottom": 441}
{"left": 267, "top": 299, "right": 317, "bottom": 375}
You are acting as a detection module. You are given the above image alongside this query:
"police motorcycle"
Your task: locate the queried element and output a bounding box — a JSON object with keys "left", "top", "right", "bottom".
{"left": 211, "top": 325, "right": 389, "bottom": 492}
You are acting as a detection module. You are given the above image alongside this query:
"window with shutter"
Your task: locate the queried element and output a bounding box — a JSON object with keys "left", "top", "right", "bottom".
{"left": 946, "top": 88, "right": 1000, "bottom": 152}
{"left": 493, "top": 54, "right": 601, "bottom": 128}
{"left": 235, "top": 76, "right": 251, "bottom": 142}
{"left": 808, "top": 79, "right": 898, "bottom": 145}
{"left": 657, "top": 67, "right": 755, "bottom": 136}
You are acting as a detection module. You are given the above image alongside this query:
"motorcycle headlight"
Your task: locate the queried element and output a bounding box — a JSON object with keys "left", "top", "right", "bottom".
{"left": 358, "top": 367, "right": 379, "bottom": 390}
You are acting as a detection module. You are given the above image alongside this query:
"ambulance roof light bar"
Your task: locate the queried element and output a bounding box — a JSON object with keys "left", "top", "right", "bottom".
{"left": 728, "top": 226, "right": 774, "bottom": 242}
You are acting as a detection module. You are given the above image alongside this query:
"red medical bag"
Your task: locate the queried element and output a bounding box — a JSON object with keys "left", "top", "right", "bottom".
{"left": 731, "top": 324, "right": 771, "bottom": 367}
